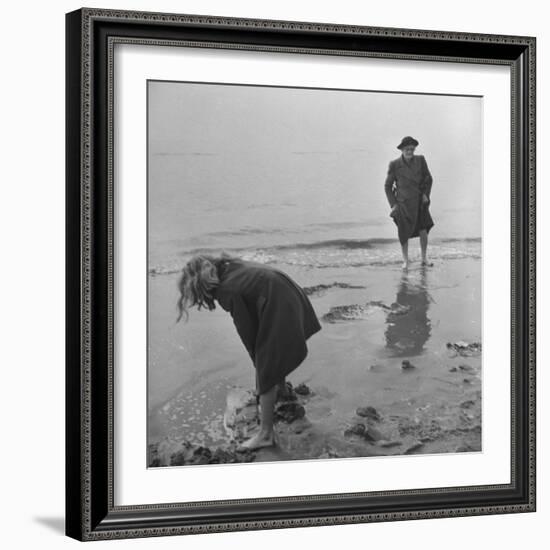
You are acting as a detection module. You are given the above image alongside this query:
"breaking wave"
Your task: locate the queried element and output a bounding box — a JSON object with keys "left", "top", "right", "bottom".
{"left": 149, "top": 237, "right": 481, "bottom": 276}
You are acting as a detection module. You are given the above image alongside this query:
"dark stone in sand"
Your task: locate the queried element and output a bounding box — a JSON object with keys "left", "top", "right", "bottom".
{"left": 460, "top": 400, "right": 476, "bottom": 409}
{"left": 275, "top": 402, "right": 306, "bottom": 423}
{"left": 169, "top": 440, "right": 256, "bottom": 466}
{"left": 379, "top": 440, "right": 402, "bottom": 448}
{"left": 344, "top": 423, "right": 366, "bottom": 437}
{"left": 356, "top": 406, "right": 381, "bottom": 422}
{"left": 148, "top": 443, "right": 161, "bottom": 467}
{"left": 449, "top": 367, "right": 458, "bottom": 372}
{"left": 364, "top": 426, "right": 384, "bottom": 442}
{"left": 344, "top": 422, "right": 384, "bottom": 442}
{"left": 446, "top": 341, "right": 482, "bottom": 357}
{"left": 189, "top": 446, "right": 212, "bottom": 464}
{"left": 401, "top": 360, "right": 416, "bottom": 370}
{"left": 169, "top": 452, "right": 186, "bottom": 466}
{"left": 276, "top": 380, "right": 312, "bottom": 401}
{"left": 213, "top": 446, "right": 256, "bottom": 463}
{"left": 294, "top": 382, "right": 312, "bottom": 396}
{"left": 319, "top": 447, "right": 341, "bottom": 459}
{"left": 171, "top": 445, "right": 212, "bottom": 466}
{"left": 404, "top": 442, "right": 424, "bottom": 454}
{"left": 459, "top": 364, "right": 474, "bottom": 372}
{"left": 277, "top": 381, "right": 298, "bottom": 402}
{"left": 456, "top": 443, "right": 477, "bottom": 453}
{"left": 463, "top": 378, "right": 472, "bottom": 384}
{"left": 209, "top": 448, "right": 238, "bottom": 463}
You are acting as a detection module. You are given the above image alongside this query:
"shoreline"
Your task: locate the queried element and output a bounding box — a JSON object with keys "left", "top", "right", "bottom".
{"left": 150, "top": 347, "right": 481, "bottom": 466}
{"left": 148, "top": 253, "right": 482, "bottom": 466}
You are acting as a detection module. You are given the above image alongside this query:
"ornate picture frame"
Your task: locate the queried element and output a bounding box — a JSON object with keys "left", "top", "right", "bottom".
{"left": 65, "top": 7, "right": 536, "bottom": 541}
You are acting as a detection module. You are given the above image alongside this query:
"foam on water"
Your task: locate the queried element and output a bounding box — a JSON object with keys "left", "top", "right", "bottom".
{"left": 149, "top": 236, "right": 481, "bottom": 276}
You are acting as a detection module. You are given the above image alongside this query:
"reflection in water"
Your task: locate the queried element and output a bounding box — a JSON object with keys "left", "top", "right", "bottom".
{"left": 385, "top": 268, "right": 432, "bottom": 356}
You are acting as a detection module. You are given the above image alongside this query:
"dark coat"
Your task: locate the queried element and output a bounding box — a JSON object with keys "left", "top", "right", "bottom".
{"left": 384, "top": 154, "right": 434, "bottom": 244}
{"left": 213, "top": 258, "right": 322, "bottom": 395}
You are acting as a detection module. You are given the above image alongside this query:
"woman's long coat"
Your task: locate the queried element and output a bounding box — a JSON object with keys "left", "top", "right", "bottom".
{"left": 213, "top": 258, "right": 322, "bottom": 395}
{"left": 384, "top": 154, "right": 434, "bottom": 244}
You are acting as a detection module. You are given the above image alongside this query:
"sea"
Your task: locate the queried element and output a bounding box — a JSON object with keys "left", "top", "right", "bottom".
{"left": 146, "top": 155, "right": 482, "bottom": 449}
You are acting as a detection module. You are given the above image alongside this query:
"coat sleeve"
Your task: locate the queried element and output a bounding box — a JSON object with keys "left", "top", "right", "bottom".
{"left": 384, "top": 161, "right": 397, "bottom": 207}
{"left": 419, "top": 155, "right": 433, "bottom": 197}
{"left": 227, "top": 292, "right": 258, "bottom": 364}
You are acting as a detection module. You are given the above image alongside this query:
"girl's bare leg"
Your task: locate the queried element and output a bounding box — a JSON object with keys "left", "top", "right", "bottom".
{"left": 401, "top": 240, "right": 409, "bottom": 270}
{"left": 238, "top": 384, "right": 278, "bottom": 450}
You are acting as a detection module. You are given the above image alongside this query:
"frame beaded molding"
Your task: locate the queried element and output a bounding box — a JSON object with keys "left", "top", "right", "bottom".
{"left": 105, "top": 34, "right": 520, "bottom": 506}
{"left": 76, "top": 7, "right": 536, "bottom": 541}
{"left": 87, "top": 7, "right": 535, "bottom": 44}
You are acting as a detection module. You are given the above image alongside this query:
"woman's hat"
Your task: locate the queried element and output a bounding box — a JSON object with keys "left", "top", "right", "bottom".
{"left": 397, "top": 136, "right": 419, "bottom": 150}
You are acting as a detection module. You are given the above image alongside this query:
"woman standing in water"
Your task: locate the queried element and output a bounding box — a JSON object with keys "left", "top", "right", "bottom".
{"left": 176, "top": 253, "right": 322, "bottom": 451}
{"left": 384, "top": 136, "right": 434, "bottom": 269}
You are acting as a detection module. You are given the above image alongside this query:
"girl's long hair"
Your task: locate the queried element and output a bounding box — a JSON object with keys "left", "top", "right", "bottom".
{"left": 176, "top": 251, "right": 238, "bottom": 323}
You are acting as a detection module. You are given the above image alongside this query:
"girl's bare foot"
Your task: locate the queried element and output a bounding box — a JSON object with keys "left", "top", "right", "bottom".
{"left": 401, "top": 261, "right": 409, "bottom": 270}
{"left": 237, "top": 430, "right": 277, "bottom": 451}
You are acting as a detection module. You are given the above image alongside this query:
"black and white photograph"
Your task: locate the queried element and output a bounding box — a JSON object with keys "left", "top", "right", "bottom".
{"left": 60, "top": 4, "right": 536, "bottom": 543}
{"left": 1, "top": 0, "right": 542, "bottom": 545}
{"left": 147, "top": 80, "right": 483, "bottom": 467}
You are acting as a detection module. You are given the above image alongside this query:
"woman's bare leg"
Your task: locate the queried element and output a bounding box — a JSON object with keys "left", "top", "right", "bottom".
{"left": 238, "top": 384, "right": 278, "bottom": 450}
{"left": 401, "top": 240, "right": 409, "bottom": 270}
{"left": 419, "top": 230, "right": 433, "bottom": 266}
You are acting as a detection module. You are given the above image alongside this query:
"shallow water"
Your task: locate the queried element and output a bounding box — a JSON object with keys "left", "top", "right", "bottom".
{"left": 148, "top": 247, "right": 481, "bottom": 460}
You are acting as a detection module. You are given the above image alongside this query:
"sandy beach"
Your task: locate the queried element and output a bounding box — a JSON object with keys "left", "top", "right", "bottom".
{"left": 147, "top": 239, "right": 482, "bottom": 467}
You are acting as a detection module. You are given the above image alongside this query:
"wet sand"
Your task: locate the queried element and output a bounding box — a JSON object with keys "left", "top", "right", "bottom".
{"left": 148, "top": 253, "right": 481, "bottom": 466}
